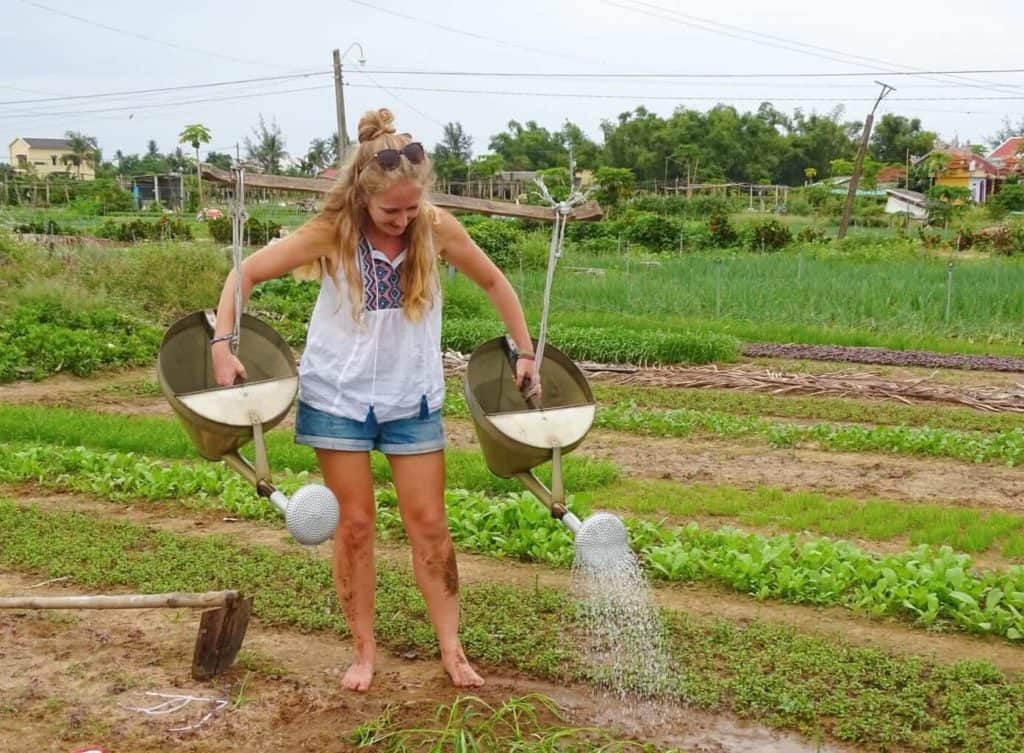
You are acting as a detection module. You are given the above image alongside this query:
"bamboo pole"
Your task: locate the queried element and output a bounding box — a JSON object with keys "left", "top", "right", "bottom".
{"left": 0, "top": 591, "right": 240, "bottom": 610}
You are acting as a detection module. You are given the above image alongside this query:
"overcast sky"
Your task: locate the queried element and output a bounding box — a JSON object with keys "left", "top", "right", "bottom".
{"left": 3, "top": 0, "right": 1024, "bottom": 165}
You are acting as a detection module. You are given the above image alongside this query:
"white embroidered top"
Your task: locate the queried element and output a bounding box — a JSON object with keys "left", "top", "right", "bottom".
{"left": 297, "top": 236, "right": 444, "bottom": 423}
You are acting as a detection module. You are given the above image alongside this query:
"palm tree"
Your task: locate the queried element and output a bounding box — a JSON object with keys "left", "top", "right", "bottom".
{"left": 244, "top": 115, "right": 287, "bottom": 175}
{"left": 63, "top": 131, "right": 98, "bottom": 179}
{"left": 179, "top": 123, "right": 212, "bottom": 206}
{"left": 305, "top": 137, "right": 334, "bottom": 174}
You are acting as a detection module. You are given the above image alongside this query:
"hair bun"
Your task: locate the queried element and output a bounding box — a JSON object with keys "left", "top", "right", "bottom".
{"left": 358, "top": 108, "right": 397, "bottom": 143}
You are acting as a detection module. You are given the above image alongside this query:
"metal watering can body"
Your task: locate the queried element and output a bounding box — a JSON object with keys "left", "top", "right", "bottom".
{"left": 156, "top": 311, "right": 297, "bottom": 461}
{"left": 462, "top": 336, "right": 595, "bottom": 477}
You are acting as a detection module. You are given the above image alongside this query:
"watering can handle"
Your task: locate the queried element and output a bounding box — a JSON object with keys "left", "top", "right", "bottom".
{"left": 502, "top": 336, "right": 540, "bottom": 410}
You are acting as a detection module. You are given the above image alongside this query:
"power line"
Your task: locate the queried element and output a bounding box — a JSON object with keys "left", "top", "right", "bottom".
{"left": 601, "top": 0, "right": 1024, "bottom": 97}
{"left": 346, "top": 82, "right": 1024, "bottom": 103}
{"left": 349, "top": 66, "right": 1024, "bottom": 80}
{"left": 6, "top": 64, "right": 1024, "bottom": 110}
{"left": 16, "top": 0, "right": 297, "bottom": 69}
{"left": 0, "top": 70, "right": 331, "bottom": 107}
{"left": 2, "top": 83, "right": 334, "bottom": 122}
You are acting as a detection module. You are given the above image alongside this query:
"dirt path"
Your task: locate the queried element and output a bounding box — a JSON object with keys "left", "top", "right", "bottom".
{"left": 9, "top": 490, "right": 1023, "bottom": 679}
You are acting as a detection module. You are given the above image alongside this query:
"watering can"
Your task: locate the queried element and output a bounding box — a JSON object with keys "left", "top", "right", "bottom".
{"left": 463, "top": 337, "right": 629, "bottom": 568}
{"left": 156, "top": 310, "right": 338, "bottom": 545}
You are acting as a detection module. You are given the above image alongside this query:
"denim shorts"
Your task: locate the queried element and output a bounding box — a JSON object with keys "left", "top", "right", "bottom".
{"left": 294, "top": 401, "right": 445, "bottom": 455}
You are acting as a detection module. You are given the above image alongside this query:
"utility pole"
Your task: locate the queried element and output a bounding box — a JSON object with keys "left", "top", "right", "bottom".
{"left": 332, "top": 44, "right": 366, "bottom": 168}
{"left": 838, "top": 81, "right": 895, "bottom": 239}
{"left": 333, "top": 49, "right": 349, "bottom": 167}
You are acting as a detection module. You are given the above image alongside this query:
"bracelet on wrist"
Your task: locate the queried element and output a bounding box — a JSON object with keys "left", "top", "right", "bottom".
{"left": 210, "top": 333, "right": 235, "bottom": 346}
{"left": 516, "top": 352, "right": 536, "bottom": 361}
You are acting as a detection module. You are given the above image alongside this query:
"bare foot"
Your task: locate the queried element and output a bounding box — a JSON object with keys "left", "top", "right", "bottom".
{"left": 442, "top": 648, "right": 485, "bottom": 688}
{"left": 341, "top": 656, "right": 375, "bottom": 692}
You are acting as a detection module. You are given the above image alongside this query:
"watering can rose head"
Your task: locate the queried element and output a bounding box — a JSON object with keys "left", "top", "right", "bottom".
{"left": 295, "top": 108, "right": 440, "bottom": 325}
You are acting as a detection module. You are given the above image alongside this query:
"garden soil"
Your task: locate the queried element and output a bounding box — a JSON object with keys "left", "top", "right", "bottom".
{"left": 0, "top": 565, "right": 860, "bottom": 753}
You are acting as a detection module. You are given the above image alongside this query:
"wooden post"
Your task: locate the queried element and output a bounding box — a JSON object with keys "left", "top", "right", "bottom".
{"left": 0, "top": 591, "right": 240, "bottom": 610}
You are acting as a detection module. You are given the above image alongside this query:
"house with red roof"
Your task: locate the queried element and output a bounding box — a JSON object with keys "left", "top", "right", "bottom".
{"left": 988, "top": 136, "right": 1024, "bottom": 174}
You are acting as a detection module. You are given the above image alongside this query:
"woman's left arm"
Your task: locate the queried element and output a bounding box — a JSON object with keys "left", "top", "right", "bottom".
{"left": 434, "top": 209, "right": 536, "bottom": 386}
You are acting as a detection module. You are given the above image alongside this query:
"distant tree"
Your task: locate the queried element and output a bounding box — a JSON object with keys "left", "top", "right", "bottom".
{"left": 869, "top": 114, "right": 936, "bottom": 163}
{"left": 470, "top": 153, "right": 504, "bottom": 179}
{"left": 774, "top": 107, "right": 859, "bottom": 186}
{"left": 63, "top": 131, "right": 99, "bottom": 179}
{"left": 165, "top": 147, "right": 191, "bottom": 173}
{"left": 916, "top": 152, "right": 951, "bottom": 190}
{"left": 829, "top": 158, "right": 854, "bottom": 177}
{"left": 205, "top": 151, "right": 234, "bottom": 170}
{"left": 245, "top": 115, "right": 288, "bottom": 174}
{"left": 146, "top": 140, "right": 160, "bottom": 159}
{"left": 489, "top": 120, "right": 568, "bottom": 171}
{"left": 988, "top": 117, "right": 1024, "bottom": 149}
{"left": 433, "top": 122, "right": 474, "bottom": 182}
{"left": 559, "top": 121, "right": 602, "bottom": 170}
{"left": 803, "top": 167, "right": 817, "bottom": 184}
{"left": 178, "top": 123, "right": 211, "bottom": 206}
{"left": 304, "top": 137, "right": 335, "bottom": 174}
{"left": 593, "top": 166, "right": 635, "bottom": 207}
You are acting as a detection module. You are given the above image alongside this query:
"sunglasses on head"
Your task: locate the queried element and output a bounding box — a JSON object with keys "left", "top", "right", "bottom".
{"left": 365, "top": 142, "right": 426, "bottom": 171}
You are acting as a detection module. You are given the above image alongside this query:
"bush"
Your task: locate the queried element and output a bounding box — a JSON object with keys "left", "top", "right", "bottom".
{"left": 707, "top": 208, "right": 737, "bottom": 248}
{"left": 592, "top": 166, "right": 636, "bottom": 208}
{"left": 974, "top": 221, "right": 1024, "bottom": 256}
{"left": 67, "top": 178, "right": 135, "bottom": 216}
{"left": 741, "top": 218, "right": 792, "bottom": 252}
{"left": 627, "top": 192, "right": 740, "bottom": 219}
{"left": 207, "top": 215, "right": 281, "bottom": 246}
{"left": 565, "top": 219, "right": 614, "bottom": 243}
{"left": 796, "top": 225, "right": 829, "bottom": 244}
{"left": 13, "top": 217, "right": 80, "bottom": 236}
{"left": 678, "top": 220, "right": 713, "bottom": 251}
{"left": 463, "top": 216, "right": 525, "bottom": 270}
{"left": 621, "top": 211, "right": 681, "bottom": 252}
{"left": 94, "top": 216, "right": 192, "bottom": 242}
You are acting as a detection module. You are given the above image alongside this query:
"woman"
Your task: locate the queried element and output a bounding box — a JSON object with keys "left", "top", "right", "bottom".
{"left": 210, "top": 108, "right": 535, "bottom": 691}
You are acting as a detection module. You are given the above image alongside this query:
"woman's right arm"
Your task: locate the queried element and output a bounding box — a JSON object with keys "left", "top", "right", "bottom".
{"left": 211, "top": 218, "right": 335, "bottom": 386}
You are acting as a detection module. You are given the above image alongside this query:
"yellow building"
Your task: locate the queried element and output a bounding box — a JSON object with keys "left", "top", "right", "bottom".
{"left": 7, "top": 137, "right": 96, "bottom": 180}
{"left": 924, "top": 148, "right": 1002, "bottom": 203}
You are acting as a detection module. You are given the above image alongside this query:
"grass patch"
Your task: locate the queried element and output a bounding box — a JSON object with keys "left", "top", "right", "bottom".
{"left": 515, "top": 250, "right": 1024, "bottom": 354}
{"left": 1, "top": 499, "right": 1023, "bottom": 753}
{"left": 350, "top": 694, "right": 674, "bottom": 751}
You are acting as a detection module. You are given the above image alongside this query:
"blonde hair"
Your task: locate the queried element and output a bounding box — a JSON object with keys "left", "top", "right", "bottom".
{"left": 295, "top": 107, "right": 438, "bottom": 323}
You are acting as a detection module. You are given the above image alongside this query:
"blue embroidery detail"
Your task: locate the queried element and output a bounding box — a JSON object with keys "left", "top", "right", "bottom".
{"left": 360, "top": 238, "right": 404, "bottom": 311}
